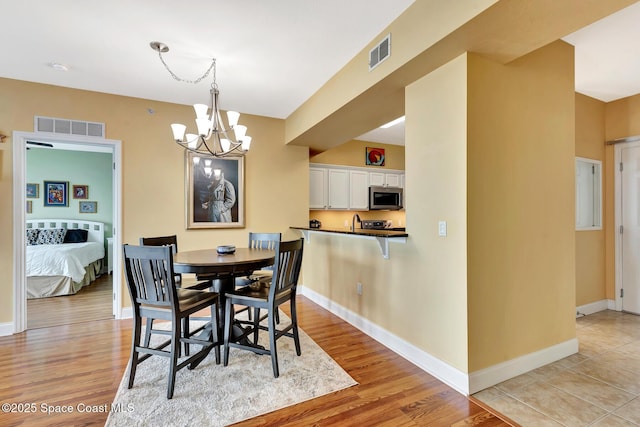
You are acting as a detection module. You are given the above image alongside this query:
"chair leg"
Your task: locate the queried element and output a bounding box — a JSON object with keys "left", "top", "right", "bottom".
{"left": 211, "top": 300, "right": 220, "bottom": 365}
{"left": 269, "top": 309, "right": 279, "bottom": 378}
{"left": 128, "top": 314, "right": 142, "bottom": 389}
{"left": 291, "top": 298, "right": 301, "bottom": 356}
{"left": 182, "top": 316, "right": 190, "bottom": 357}
{"left": 253, "top": 308, "right": 260, "bottom": 344}
{"left": 167, "top": 316, "right": 181, "bottom": 399}
{"left": 223, "top": 298, "right": 233, "bottom": 367}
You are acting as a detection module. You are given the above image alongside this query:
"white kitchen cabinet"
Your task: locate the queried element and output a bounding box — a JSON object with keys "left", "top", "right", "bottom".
{"left": 369, "top": 171, "right": 402, "bottom": 187}
{"left": 369, "top": 172, "right": 385, "bottom": 187}
{"left": 349, "top": 170, "right": 369, "bottom": 210}
{"left": 309, "top": 163, "right": 405, "bottom": 211}
{"left": 309, "top": 167, "right": 328, "bottom": 209}
{"left": 327, "top": 169, "right": 349, "bottom": 209}
{"left": 385, "top": 173, "right": 402, "bottom": 187}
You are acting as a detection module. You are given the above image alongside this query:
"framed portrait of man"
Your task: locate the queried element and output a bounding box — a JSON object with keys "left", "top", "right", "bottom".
{"left": 185, "top": 151, "right": 244, "bottom": 229}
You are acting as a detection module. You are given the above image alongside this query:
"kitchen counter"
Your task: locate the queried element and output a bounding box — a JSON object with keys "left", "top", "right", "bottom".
{"left": 290, "top": 226, "right": 407, "bottom": 238}
{"left": 290, "top": 226, "right": 408, "bottom": 259}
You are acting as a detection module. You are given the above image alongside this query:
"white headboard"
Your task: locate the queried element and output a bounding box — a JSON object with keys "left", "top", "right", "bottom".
{"left": 26, "top": 219, "right": 105, "bottom": 244}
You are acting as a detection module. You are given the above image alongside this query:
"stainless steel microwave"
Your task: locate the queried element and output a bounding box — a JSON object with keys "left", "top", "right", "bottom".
{"left": 369, "top": 186, "right": 403, "bottom": 210}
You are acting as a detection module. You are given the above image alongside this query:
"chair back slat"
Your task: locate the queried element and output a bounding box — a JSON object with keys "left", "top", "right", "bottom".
{"left": 248, "top": 232, "right": 281, "bottom": 250}
{"left": 124, "top": 244, "right": 176, "bottom": 307}
{"left": 270, "top": 238, "right": 304, "bottom": 299}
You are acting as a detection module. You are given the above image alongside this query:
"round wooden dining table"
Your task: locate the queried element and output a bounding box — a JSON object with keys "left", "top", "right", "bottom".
{"left": 173, "top": 247, "right": 275, "bottom": 348}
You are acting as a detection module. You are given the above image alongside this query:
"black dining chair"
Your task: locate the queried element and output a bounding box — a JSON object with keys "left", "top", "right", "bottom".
{"left": 139, "top": 235, "right": 212, "bottom": 355}
{"left": 223, "top": 237, "right": 304, "bottom": 378}
{"left": 123, "top": 244, "right": 220, "bottom": 399}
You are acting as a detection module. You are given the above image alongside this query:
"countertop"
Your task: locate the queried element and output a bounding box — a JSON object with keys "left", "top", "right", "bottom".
{"left": 290, "top": 226, "right": 408, "bottom": 238}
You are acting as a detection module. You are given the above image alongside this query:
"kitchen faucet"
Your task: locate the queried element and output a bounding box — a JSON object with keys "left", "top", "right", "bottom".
{"left": 352, "top": 213, "right": 361, "bottom": 231}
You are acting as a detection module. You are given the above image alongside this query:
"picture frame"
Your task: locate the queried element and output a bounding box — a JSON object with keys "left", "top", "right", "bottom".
{"left": 185, "top": 151, "right": 244, "bottom": 229}
{"left": 44, "top": 180, "right": 69, "bottom": 207}
{"left": 72, "top": 185, "right": 89, "bottom": 199}
{"left": 79, "top": 201, "right": 97, "bottom": 214}
{"left": 366, "top": 147, "right": 386, "bottom": 166}
{"left": 26, "top": 183, "right": 39, "bottom": 198}
{"left": 26, "top": 200, "right": 32, "bottom": 214}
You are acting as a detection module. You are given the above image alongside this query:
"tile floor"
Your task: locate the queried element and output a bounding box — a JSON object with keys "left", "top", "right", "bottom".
{"left": 474, "top": 310, "right": 640, "bottom": 426}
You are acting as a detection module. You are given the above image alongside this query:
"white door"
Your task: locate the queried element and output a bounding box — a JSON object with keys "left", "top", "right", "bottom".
{"left": 309, "top": 167, "right": 327, "bottom": 209}
{"left": 621, "top": 144, "right": 640, "bottom": 314}
{"left": 327, "top": 169, "right": 349, "bottom": 209}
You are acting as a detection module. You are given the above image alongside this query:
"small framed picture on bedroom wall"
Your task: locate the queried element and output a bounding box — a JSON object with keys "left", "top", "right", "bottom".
{"left": 44, "top": 180, "right": 69, "bottom": 207}
{"left": 72, "top": 185, "right": 88, "bottom": 199}
{"left": 79, "top": 201, "right": 97, "bottom": 214}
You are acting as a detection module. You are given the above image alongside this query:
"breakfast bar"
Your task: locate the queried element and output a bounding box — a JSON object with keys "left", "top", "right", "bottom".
{"left": 290, "top": 226, "right": 408, "bottom": 259}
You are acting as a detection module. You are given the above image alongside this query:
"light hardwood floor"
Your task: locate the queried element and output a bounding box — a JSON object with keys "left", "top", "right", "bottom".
{"left": 26, "top": 274, "right": 114, "bottom": 329}
{"left": 1, "top": 295, "right": 512, "bottom": 427}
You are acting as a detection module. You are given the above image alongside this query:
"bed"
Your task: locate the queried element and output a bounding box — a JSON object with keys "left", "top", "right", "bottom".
{"left": 26, "top": 219, "right": 106, "bottom": 299}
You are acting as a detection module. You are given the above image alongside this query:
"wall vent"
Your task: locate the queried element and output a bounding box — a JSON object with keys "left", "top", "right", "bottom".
{"left": 369, "top": 33, "right": 391, "bottom": 71}
{"left": 34, "top": 116, "right": 105, "bottom": 138}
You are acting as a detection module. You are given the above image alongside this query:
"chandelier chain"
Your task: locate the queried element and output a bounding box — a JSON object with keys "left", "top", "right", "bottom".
{"left": 156, "top": 51, "right": 217, "bottom": 86}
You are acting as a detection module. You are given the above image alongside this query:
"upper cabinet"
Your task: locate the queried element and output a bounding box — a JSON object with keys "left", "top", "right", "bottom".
{"left": 309, "top": 167, "right": 328, "bottom": 209}
{"left": 310, "top": 163, "right": 404, "bottom": 211}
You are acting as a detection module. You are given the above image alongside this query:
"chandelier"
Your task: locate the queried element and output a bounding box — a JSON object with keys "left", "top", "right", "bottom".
{"left": 150, "top": 41, "right": 251, "bottom": 158}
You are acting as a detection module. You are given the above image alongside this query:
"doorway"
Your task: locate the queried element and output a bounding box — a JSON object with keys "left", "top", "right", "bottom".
{"left": 615, "top": 139, "right": 640, "bottom": 315}
{"left": 12, "top": 131, "right": 123, "bottom": 333}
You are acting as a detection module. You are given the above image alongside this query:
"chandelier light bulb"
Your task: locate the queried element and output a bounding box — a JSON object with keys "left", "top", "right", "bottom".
{"left": 234, "top": 125, "right": 247, "bottom": 141}
{"left": 227, "top": 111, "right": 240, "bottom": 127}
{"left": 171, "top": 123, "right": 186, "bottom": 141}
{"left": 193, "top": 104, "right": 209, "bottom": 119}
{"left": 220, "top": 138, "right": 231, "bottom": 152}
{"left": 241, "top": 136, "right": 252, "bottom": 151}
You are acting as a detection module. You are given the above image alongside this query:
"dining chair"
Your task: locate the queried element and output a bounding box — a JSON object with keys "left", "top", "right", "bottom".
{"left": 234, "top": 232, "right": 281, "bottom": 321}
{"left": 223, "top": 237, "right": 304, "bottom": 378}
{"left": 139, "top": 235, "right": 210, "bottom": 290}
{"left": 123, "top": 244, "right": 220, "bottom": 399}
{"left": 140, "top": 235, "right": 211, "bottom": 355}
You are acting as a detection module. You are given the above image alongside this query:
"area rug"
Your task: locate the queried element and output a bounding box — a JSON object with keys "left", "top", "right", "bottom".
{"left": 105, "top": 312, "right": 357, "bottom": 426}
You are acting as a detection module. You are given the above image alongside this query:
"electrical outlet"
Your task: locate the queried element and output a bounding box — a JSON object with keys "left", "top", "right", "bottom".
{"left": 356, "top": 282, "right": 363, "bottom": 295}
{"left": 438, "top": 220, "right": 447, "bottom": 237}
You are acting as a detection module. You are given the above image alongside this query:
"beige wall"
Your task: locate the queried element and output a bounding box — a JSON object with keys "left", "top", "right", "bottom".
{"left": 0, "top": 78, "right": 309, "bottom": 321}
{"left": 466, "top": 41, "right": 576, "bottom": 371}
{"left": 575, "top": 93, "right": 606, "bottom": 306}
{"left": 311, "top": 140, "right": 405, "bottom": 170}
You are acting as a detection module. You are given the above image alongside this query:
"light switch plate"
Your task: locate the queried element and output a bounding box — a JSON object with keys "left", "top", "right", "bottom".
{"left": 438, "top": 221, "right": 447, "bottom": 237}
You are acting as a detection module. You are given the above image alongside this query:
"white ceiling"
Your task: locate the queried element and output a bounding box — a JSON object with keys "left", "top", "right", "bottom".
{"left": 2, "top": 1, "right": 640, "bottom": 147}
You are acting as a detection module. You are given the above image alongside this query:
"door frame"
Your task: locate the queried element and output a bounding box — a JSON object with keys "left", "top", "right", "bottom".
{"left": 12, "top": 131, "right": 123, "bottom": 333}
{"left": 614, "top": 139, "right": 640, "bottom": 312}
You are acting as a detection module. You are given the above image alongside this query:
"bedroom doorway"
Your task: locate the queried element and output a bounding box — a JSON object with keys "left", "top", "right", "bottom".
{"left": 12, "top": 131, "right": 122, "bottom": 333}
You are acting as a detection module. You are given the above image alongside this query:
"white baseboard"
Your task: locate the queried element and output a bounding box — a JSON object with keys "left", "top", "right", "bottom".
{"left": 0, "top": 322, "right": 13, "bottom": 337}
{"left": 576, "top": 299, "right": 612, "bottom": 316}
{"left": 299, "top": 286, "right": 580, "bottom": 396}
{"left": 120, "top": 306, "right": 133, "bottom": 319}
{"left": 299, "top": 286, "right": 471, "bottom": 395}
{"left": 468, "top": 337, "right": 578, "bottom": 394}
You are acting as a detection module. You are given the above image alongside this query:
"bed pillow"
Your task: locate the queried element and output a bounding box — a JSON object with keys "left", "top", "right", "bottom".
{"left": 63, "top": 229, "right": 89, "bottom": 243}
{"left": 36, "top": 228, "right": 67, "bottom": 245}
{"left": 26, "top": 229, "right": 40, "bottom": 245}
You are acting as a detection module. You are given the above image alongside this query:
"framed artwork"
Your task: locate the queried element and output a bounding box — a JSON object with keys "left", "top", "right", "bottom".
{"left": 72, "top": 185, "right": 89, "bottom": 199}
{"left": 44, "top": 181, "right": 69, "bottom": 207}
{"left": 366, "top": 147, "right": 385, "bottom": 166}
{"left": 79, "top": 201, "right": 97, "bottom": 213}
{"left": 185, "top": 151, "right": 244, "bottom": 229}
{"left": 26, "top": 200, "right": 32, "bottom": 214}
{"left": 26, "top": 183, "right": 39, "bottom": 198}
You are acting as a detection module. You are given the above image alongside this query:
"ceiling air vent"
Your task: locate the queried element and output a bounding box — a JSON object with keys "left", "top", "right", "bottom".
{"left": 34, "top": 116, "right": 105, "bottom": 138}
{"left": 369, "top": 33, "right": 391, "bottom": 71}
